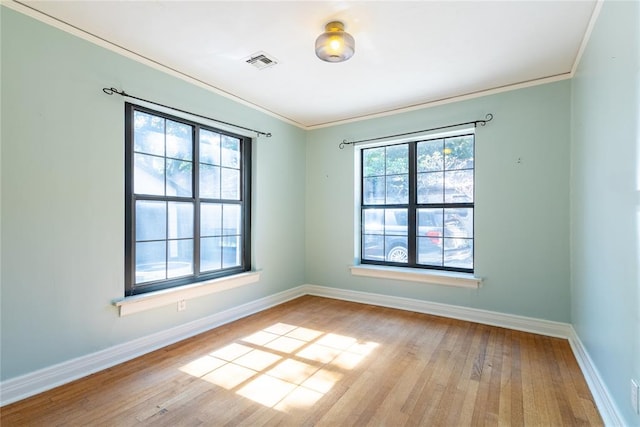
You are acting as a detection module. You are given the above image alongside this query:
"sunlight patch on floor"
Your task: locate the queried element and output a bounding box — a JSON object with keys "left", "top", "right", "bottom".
{"left": 237, "top": 375, "right": 297, "bottom": 407}
{"left": 202, "top": 362, "right": 255, "bottom": 390}
{"left": 179, "top": 354, "right": 226, "bottom": 378}
{"left": 178, "top": 322, "right": 379, "bottom": 412}
{"left": 234, "top": 348, "right": 282, "bottom": 371}
{"left": 266, "top": 359, "right": 318, "bottom": 385}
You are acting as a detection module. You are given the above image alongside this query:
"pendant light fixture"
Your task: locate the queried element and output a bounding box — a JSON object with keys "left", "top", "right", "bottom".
{"left": 315, "top": 21, "right": 355, "bottom": 63}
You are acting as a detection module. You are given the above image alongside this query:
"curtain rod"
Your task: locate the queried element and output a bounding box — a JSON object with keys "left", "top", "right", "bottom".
{"left": 339, "top": 113, "right": 493, "bottom": 149}
{"left": 102, "top": 87, "right": 272, "bottom": 138}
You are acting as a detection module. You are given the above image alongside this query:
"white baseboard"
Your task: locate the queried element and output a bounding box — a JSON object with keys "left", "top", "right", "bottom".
{"left": 301, "top": 284, "right": 573, "bottom": 338}
{"left": 0, "top": 283, "right": 624, "bottom": 426}
{"left": 566, "top": 327, "right": 625, "bottom": 427}
{"left": 0, "top": 286, "right": 302, "bottom": 406}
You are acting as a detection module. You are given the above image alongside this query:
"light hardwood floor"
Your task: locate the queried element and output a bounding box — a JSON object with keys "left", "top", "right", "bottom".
{"left": 1, "top": 296, "right": 603, "bottom": 426}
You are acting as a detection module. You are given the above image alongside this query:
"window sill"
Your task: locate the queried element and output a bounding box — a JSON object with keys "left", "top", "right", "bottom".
{"left": 113, "top": 271, "right": 261, "bottom": 316}
{"left": 349, "top": 265, "right": 482, "bottom": 289}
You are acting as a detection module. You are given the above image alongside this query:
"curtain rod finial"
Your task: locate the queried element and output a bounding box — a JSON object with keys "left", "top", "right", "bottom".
{"left": 477, "top": 113, "right": 494, "bottom": 127}
{"left": 102, "top": 87, "right": 126, "bottom": 96}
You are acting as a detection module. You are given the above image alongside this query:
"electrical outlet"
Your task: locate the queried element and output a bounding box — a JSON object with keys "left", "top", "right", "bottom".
{"left": 632, "top": 379, "right": 639, "bottom": 415}
{"left": 177, "top": 300, "right": 186, "bottom": 312}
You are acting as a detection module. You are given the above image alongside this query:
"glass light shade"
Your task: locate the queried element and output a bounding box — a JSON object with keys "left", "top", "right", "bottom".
{"left": 315, "top": 21, "right": 355, "bottom": 63}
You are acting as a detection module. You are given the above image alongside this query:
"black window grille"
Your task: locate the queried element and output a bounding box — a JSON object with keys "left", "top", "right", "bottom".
{"left": 125, "top": 103, "right": 251, "bottom": 295}
{"left": 360, "top": 133, "right": 474, "bottom": 272}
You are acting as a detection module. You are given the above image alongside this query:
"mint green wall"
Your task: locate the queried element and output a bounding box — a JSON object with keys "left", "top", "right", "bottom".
{"left": 571, "top": 1, "right": 640, "bottom": 425}
{"left": 306, "top": 81, "right": 572, "bottom": 322}
{"left": 0, "top": 7, "right": 306, "bottom": 380}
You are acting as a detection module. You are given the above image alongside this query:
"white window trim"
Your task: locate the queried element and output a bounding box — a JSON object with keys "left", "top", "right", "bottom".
{"left": 350, "top": 264, "right": 481, "bottom": 289}
{"left": 113, "top": 271, "right": 261, "bottom": 316}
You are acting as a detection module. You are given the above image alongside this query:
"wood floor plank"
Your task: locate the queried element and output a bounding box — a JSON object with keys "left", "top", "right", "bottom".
{"left": 0, "top": 296, "right": 603, "bottom": 426}
{"left": 370, "top": 315, "right": 444, "bottom": 426}
{"left": 428, "top": 321, "right": 479, "bottom": 426}
{"left": 448, "top": 323, "right": 484, "bottom": 426}
{"left": 496, "top": 329, "right": 517, "bottom": 426}
{"left": 485, "top": 327, "right": 505, "bottom": 425}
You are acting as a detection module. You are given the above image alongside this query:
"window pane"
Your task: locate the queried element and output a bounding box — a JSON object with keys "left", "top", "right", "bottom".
{"left": 136, "top": 201, "right": 166, "bottom": 241}
{"left": 363, "top": 147, "right": 385, "bottom": 177}
{"left": 444, "top": 135, "right": 474, "bottom": 171}
{"left": 417, "top": 208, "right": 443, "bottom": 266}
{"left": 444, "top": 170, "right": 473, "bottom": 203}
{"left": 168, "top": 202, "right": 193, "bottom": 239}
{"left": 166, "top": 120, "right": 192, "bottom": 161}
{"left": 200, "top": 164, "right": 221, "bottom": 199}
{"left": 134, "top": 153, "right": 165, "bottom": 195}
{"left": 221, "top": 168, "right": 240, "bottom": 200}
{"left": 444, "top": 208, "right": 473, "bottom": 238}
{"left": 363, "top": 234, "right": 384, "bottom": 260}
{"left": 222, "top": 236, "right": 241, "bottom": 268}
{"left": 134, "top": 111, "right": 164, "bottom": 156}
{"left": 166, "top": 159, "right": 192, "bottom": 197}
{"left": 444, "top": 240, "right": 473, "bottom": 269}
{"left": 443, "top": 237, "right": 472, "bottom": 253}
{"left": 201, "top": 236, "right": 222, "bottom": 272}
{"left": 417, "top": 139, "right": 444, "bottom": 172}
{"left": 363, "top": 209, "right": 384, "bottom": 234}
{"left": 201, "top": 203, "right": 222, "bottom": 237}
{"left": 385, "top": 236, "right": 407, "bottom": 263}
{"left": 418, "top": 237, "right": 443, "bottom": 266}
{"left": 167, "top": 239, "right": 194, "bottom": 278}
{"left": 363, "top": 176, "right": 385, "bottom": 205}
{"left": 418, "top": 208, "right": 443, "bottom": 229}
{"left": 223, "top": 204, "right": 241, "bottom": 236}
{"left": 441, "top": 206, "right": 473, "bottom": 269}
{"left": 385, "top": 144, "right": 408, "bottom": 174}
{"left": 136, "top": 241, "right": 166, "bottom": 283}
{"left": 221, "top": 135, "right": 240, "bottom": 168}
{"left": 417, "top": 172, "right": 443, "bottom": 204}
{"left": 385, "top": 209, "right": 407, "bottom": 236}
{"left": 200, "top": 129, "right": 221, "bottom": 165}
{"left": 385, "top": 174, "right": 408, "bottom": 204}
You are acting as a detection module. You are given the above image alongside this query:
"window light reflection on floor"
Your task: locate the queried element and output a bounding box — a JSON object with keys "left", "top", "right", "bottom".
{"left": 178, "top": 322, "right": 379, "bottom": 412}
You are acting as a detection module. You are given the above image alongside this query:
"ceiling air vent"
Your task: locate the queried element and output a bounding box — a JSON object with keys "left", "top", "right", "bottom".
{"left": 244, "top": 51, "right": 278, "bottom": 70}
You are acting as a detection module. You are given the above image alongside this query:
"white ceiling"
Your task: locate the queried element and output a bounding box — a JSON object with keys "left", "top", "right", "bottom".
{"left": 15, "top": 0, "right": 597, "bottom": 128}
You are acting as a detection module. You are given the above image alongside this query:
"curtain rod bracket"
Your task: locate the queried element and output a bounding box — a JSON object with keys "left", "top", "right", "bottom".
{"left": 102, "top": 87, "right": 272, "bottom": 138}
{"left": 339, "top": 113, "right": 494, "bottom": 149}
